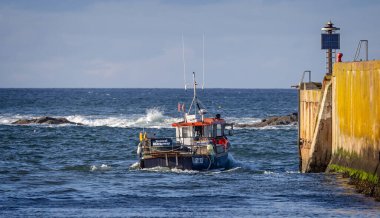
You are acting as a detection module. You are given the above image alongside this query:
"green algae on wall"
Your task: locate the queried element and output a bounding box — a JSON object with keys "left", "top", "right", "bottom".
{"left": 329, "top": 164, "right": 379, "bottom": 184}
{"left": 328, "top": 163, "right": 380, "bottom": 200}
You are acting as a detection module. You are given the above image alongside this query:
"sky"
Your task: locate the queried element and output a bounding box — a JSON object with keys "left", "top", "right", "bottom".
{"left": 0, "top": 0, "right": 379, "bottom": 88}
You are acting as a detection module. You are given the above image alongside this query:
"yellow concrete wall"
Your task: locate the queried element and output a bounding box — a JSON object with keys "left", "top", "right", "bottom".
{"left": 332, "top": 60, "right": 380, "bottom": 161}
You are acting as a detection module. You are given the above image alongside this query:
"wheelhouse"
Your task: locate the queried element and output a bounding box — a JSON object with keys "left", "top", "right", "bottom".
{"left": 172, "top": 114, "right": 232, "bottom": 146}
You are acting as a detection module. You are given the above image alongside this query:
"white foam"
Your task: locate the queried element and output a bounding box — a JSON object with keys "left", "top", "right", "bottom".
{"left": 100, "top": 164, "right": 111, "bottom": 169}
{"left": 263, "top": 170, "right": 275, "bottom": 174}
{"left": 222, "top": 166, "right": 241, "bottom": 172}
{"left": 144, "top": 108, "right": 164, "bottom": 123}
{"left": 65, "top": 108, "right": 181, "bottom": 128}
{"left": 140, "top": 166, "right": 170, "bottom": 172}
{"left": 233, "top": 123, "right": 297, "bottom": 130}
{"left": 286, "top": 170, "right": 300, "bottom": 174}
{"left": 226, "top": 117, "right": 261, "bottom": 129}
{"left": 0, "top": 108, "right": 180, "bottom": 128}
{"left": 257, "top": 124, "right": 297, "bottom": 130}
{"left": 0, "top": 114, "right": 31, "bottom": 125}
{"left": 0, "top": 111, "right": 296, "bottom": 130}
{"left": 170, "top": 168, "right": 199, "bottom": 174}
{"left": 65, "top": 115, "right": 132, "bottom": 128}
{"left": 129, "top": 161, "right": 140, "bottom": 169}
{"left": 139, "top": 166, "right": 198, "bottom": 174}
{"left": 90, "top": 164, "right": 111, "bottom": 171}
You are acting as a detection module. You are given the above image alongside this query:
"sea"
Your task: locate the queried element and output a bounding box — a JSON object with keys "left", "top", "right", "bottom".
{"left": 0, "top": 88, "right": 379, "bottom": 217}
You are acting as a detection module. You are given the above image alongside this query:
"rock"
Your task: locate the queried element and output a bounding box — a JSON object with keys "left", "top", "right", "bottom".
{"left": 12, "top": 116, "right": 82, "bottom": 125}
{"left": 235, "top": 113, "right": 298, "bottom": 128}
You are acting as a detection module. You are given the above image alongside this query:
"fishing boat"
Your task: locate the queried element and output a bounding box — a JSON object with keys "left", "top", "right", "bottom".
{"left": 137, "top": 73, "right": 234, "bottom": 170}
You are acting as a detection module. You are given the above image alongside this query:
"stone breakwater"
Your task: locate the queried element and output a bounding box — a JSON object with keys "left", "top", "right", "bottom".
{"left": 12, "top": 116, "right": 82, "bottom": 125}
{"left": 235, "top": 113, "right": 297, "bottom": 128}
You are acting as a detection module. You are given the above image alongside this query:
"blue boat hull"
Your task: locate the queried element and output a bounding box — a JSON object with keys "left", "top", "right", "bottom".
{"left": 140, "top": 153, "right": 230, "bottom": 171}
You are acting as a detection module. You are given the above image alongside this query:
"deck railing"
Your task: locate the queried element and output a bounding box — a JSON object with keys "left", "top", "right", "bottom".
{"left": 140, "top": 136, "right": 227, "bottom": 155}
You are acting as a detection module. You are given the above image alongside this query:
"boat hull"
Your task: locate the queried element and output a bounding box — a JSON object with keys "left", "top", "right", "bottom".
{"left": 140, "top": 152, "right": 230, "bottom": 170}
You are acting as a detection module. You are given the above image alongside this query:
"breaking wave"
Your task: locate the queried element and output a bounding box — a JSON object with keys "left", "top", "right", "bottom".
{"left": 0, "top": 108, "right": 181, "bottom": 129}
{"left": 66, "top": 109, "right": 181, "bottom": 128}
{"left": 226, "top": 117, "right": 261, "bottom": 126}
{"left": 66, "top": 108, "right": 176, "bottom": 128}
{"left": 0, "top": 114, "right": 30, "bottom": 125}
{"left": 0, "top": 111, "right": 296, "bottom": 130}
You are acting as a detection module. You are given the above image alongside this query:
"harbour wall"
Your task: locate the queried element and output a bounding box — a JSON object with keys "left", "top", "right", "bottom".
{"left": 298, "top": 83, "right": 322, "bottom": 172}
{"left": 298, "top": 60, "right": 380, "bottom": 198}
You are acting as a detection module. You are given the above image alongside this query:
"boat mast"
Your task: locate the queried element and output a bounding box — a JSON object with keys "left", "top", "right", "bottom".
{"left": 202, "top": 33, "right": 205, "bottom": 90}
{"left": 186, "top": 72, "right": 207, "bottom": 122}
{"left": 187, "top": 72, "right": 197, "bottom": 117}
{"left": 187, "top": 72, "right": 198, "bottom": 118}
{"left": 193, "top": 72, "right": 197, "bottom": 117}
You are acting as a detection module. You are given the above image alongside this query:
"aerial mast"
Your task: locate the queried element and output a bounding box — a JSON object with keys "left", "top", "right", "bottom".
{"left": 202, "top": 33, "right": 205, "bottom": 90}
{"left": 192, "top": 72, "right": 198, "bottom": 118}
{"left": 182, "top": 33, "right": 187, "bottom": 90}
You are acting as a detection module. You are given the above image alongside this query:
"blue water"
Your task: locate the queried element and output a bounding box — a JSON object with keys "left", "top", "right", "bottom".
{"left": 0, "top": 89, "right": 379, "bottom": 217}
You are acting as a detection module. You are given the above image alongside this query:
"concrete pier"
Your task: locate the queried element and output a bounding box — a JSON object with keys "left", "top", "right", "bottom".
{"left": 298, "top": 60, "right": 380, "bottom": 199}
{"left": 298, "top": 82, "right": 322, "bottom": 172}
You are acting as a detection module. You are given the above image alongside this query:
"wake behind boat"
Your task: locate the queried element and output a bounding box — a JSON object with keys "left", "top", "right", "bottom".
{"left": 137, "top": 73, "right": 234, "bottom": 170}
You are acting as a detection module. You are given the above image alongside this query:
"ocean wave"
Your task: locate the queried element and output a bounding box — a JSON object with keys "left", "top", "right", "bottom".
{"left": 232, "top": 124, "right": 297, "bottom": 130}
{"left": 226, "top": 117, "right": 261, "bottom": 125}
{"left": 251, "top": 124, "right": 297, "bottom": 130}
{"left": 90, "top": 164, "right": 111, "bottom": 171}
{"left": 62, "top": 164, "right": 111, "bottom": 172}
{"left": 225, "top": 116, "right": 297, "bottom": 130}
{"left": 263, "top": 170, "right": 275, "bottom": 174}
{"left": 140, "top": 166, "right": 199, "bottom": 174}
{"left": 129, "top": 161, "right": 141, "bottom": 170}
{"left": 0, "top": 114, "right": 31, "bottom": 125}
{"left": 286, "top": 170, "right": 300, "bottom": 174}
{"left": 0, "top": 108, "right": 181, "bottom": 129}
{"left": 0, "top": 110, "right": 295, "bottom": 130}
{"left": 65, "top": 109, "right": 181, "bottom": 128}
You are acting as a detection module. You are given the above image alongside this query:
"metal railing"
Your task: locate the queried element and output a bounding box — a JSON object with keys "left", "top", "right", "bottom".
{"left": 354, "top": 40, "right": 368, "bottom": 61}
{"left": 141, "top": 136, "right": 226, "bottom": 154}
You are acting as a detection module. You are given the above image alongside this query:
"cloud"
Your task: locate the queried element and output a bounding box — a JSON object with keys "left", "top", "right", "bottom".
{"left": 0, "top": 0, "right": 379, "bottom": 88}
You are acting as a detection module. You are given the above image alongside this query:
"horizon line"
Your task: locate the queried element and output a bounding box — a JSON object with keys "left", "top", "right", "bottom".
{"left": 0, "top": 87, "right": 295, "bottom": 90}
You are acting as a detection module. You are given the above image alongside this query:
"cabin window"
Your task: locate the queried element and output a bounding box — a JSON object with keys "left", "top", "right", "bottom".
{"left": 194, "top": 126, "right": 202, "bottom": 137}
{"left": 203, "top": 125, "right": 212, "bottom": 137}
{"left": 216, "top": 124, "right": 223, "bottom": 136}
{"left": 181, "top": 127, "right": 192, "bottom": 138}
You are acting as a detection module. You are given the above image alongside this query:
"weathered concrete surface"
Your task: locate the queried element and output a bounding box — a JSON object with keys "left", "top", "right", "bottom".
{"left": 12, "top": 116, "right": 82, "bottom": 125}
{"left": 298, "top": 82, "right": 322, "bottom": 172}
{"left": 235, "top": 113, "right": 297, "bottom": 128}
{"left": 299, "top": 60, "right": 380, "bottom": 199}
{"left": 305, "top": 80, "right": 332, "bottom": 173}
{"left": 328, "top": 60, "right": 380, "bottom": 199}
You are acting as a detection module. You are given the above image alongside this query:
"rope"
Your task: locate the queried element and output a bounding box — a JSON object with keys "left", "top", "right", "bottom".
{"left": 206, "top": 155, "right": 212, "bottom": 170}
